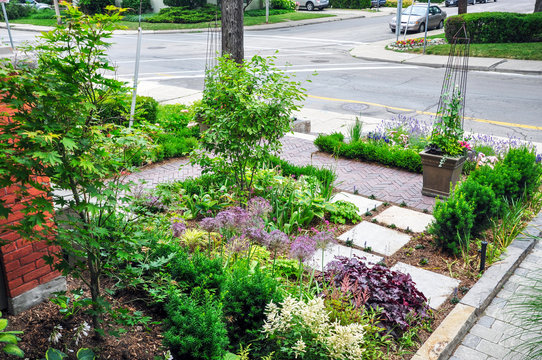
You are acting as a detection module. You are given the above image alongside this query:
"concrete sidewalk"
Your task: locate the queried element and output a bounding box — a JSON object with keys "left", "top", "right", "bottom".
{"left": 350, "top": 33, "right": 542, "bottom": 76}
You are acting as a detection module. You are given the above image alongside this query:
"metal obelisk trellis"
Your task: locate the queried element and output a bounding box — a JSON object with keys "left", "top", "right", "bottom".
{"left": 204, "top": 12, "right": 221, "bottom": 89}
{"left": 435, "top": 24, "right": 470, "bottom": 129}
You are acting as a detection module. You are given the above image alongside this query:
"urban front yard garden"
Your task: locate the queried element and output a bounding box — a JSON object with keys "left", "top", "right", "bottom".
{"left": 0, "top": 5, "right": 541, "bottom": 360}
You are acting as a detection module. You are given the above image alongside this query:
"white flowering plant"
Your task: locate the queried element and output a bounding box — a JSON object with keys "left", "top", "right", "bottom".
{"left": 261, "top": 296, "right": 370, "bottom": 360}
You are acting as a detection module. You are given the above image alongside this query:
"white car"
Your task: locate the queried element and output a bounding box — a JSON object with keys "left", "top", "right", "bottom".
{"left": 298, "top": 0, "right": 329, "bottom": 11}
{"left": 17, "top": 0, "right": 51, "bottom": 10}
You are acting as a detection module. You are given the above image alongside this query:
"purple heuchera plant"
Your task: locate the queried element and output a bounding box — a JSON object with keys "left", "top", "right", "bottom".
{"left": 323, "top": 255, "right": 430, "bottom": 333}
{"left": 290, "top": 235, "right": 317, "bottom": 262}
{"left": 171, "top": 218, "right": 186, "bottom": 238}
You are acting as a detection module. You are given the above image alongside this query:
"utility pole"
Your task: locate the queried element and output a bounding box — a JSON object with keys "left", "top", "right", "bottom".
{"left": 221, "top": 0, "right": 244, "bottom": 63}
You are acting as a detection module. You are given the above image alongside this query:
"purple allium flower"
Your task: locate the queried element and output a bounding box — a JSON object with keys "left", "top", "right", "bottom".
{"left": 313, "top": 230, "right": 336, "bottom": 250}
{"left": 246, "top": 226, "right": 267, "bottom": 244}
{"left": 171, "top": 218, "right": 186, "bottom": 238}
{"left": 247, "top": 197, "right": 272, "bottom": 218}
{"left": 144, "top": 195, "right": 166, "bottom": 212}
{"left": 200, "top": 217, "right": 217, "bottom": 233}
{"left": 290, "top": 235, "right": 317, "bottom": 262}
{"left": 265, "top": 229, "right": 289, "bottom": 252}
{"left": 214, "top": 207, "right": 251, "bottom": 232}
{"left": 226, "top": 235, "right": 250, "bottom": 255}
{"left": 536, "top": 153, "right": 541, "bottom": 163}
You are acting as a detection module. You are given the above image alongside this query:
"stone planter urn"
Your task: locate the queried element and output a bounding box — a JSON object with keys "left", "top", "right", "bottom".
{"left": 420, "top": 149, "right": 466, "bottom": 198}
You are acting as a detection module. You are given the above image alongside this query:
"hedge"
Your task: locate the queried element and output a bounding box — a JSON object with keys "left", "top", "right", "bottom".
{"left": 314, "top": 133, "right": 423, "bottom": 173}
{"left": 445, "top": 12, "right": 542, "bottom": 44}
{"left": 330, "top": 0, "right": 371, "bottom": 9}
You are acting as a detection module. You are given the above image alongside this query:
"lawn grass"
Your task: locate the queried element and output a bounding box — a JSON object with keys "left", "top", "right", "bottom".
{"left": 11, "top": 12, "right": 334, "bottom": 30}
{"left": 406, "top": 41, "right": 542, "bottom": 61}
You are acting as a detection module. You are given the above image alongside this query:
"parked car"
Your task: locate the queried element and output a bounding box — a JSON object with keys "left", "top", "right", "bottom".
{"left": 475, "top": 0, "right": 497, "bottom": 3}
{"left": 389, "top": 5, "right": 447, "bottom": 33}
{"left": 445, "top": 0, "right": 475, "bottom": 6}
{"left": 17, "top": 0, "right": 51, "bottom": 10}
{"left": 371, "top": 0, "right": 387, "bottom": 7}
{"left": 298, "top": 0, "right": 329, "bottom": 11}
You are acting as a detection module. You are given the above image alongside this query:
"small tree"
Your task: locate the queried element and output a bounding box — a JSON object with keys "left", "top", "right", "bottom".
{"left": 0, "top": 5, "right": 152, "bottom": 335}
{"left": 192, "top": 54, "right": 306, "bottom": 196}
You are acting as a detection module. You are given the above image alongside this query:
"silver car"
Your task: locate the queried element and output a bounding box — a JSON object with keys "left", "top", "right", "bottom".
{"left": 389, "top": 5, "right": 447, "bottom": 33}
{"left": 298, "top": 0, "right": 329, "bottom": 11}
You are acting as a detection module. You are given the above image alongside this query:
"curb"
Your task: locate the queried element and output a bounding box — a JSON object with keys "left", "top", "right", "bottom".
{"left": 412, "top": 211, "right": 542, "bottom": 360}
{"left": 352, "top": 51, "right": 542, "bottom": 76}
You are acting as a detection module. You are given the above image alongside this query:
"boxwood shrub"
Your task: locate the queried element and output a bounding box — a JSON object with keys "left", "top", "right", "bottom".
{"left": 147, "top": 5, "right": 219, "bottom": 23}
{"left": 430, "top": 147, "right": 542, "bottom": 255}
{"left": 445, "top": 12, "right": 542, "bottom": 44}
{"left": 314, "top": 133, "right": 423, "bottom": 173}
{"left": 329, "top": 0, "right": 371, "bottom": 9}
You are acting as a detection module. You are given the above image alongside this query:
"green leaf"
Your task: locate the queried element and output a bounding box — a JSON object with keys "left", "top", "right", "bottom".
{"left": 3, "top": 344, "right": 24, "bottom": 358}
{"left": 61, "top": 137, "right": 78, "bottom": 151}
{"left": 224, "top": 352, "right": 239, "bottom": 360}
{"left": 76, "top": 348, "right": 95, "bottom": 360}
{"left": 0, "top": 319, "right": 7, "bottom": 331}
{"left": 45, "top": 348, "right": 67, "bottom": 360}
{"left": 0, "top": 333, "right": 18, "bottom": 344}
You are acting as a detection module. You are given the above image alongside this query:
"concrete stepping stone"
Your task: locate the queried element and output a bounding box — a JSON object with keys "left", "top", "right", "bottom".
{"left": 338, "top": 221, "right": 410, "bottom": 256}
{"left": 331, "top": 192, "right": 382, "bottom": 215}
{"left": 374, "top": 206, "right": 434, "bottom": 233}
{"left": 306, "top": 243, "right": 383, "bottom": 271}
{"left": 391, "top": 262, "right": 460, "bottom": 309}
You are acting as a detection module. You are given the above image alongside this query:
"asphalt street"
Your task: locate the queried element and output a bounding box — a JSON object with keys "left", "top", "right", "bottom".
{"left": 2, "top": 0, "right": 541, "bottom": 142}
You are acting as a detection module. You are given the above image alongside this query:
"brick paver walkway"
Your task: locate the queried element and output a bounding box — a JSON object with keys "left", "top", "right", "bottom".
{"left": 450, "top": 240, "right": 542, "bottom": 360}
{"left": 128, "top": 134, "right": 436, "bottom": 211}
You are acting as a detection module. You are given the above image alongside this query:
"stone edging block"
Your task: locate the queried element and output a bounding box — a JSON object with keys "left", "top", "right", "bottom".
{"left": 412, "top": 210, "right": 542, "bottom": 360}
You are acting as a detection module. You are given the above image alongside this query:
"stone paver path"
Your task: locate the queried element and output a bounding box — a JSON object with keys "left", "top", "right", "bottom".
{"left": 306, "top": 244, "right": 383, "bottom": 272}
{"left": 375, "top": 206, "right": 434, "bottom": 233}
{"left": 451, "top": 240, "right": 542, "bottom": 360}
{"left": 338, "top": 221, "right": 411, "bottom": 256}
{"left": 331, "top": 192, "right": 382, "bottom": 215}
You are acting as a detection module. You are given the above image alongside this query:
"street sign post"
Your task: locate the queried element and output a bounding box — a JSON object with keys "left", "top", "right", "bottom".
{"left": 423, "top": 0, "right": 431, "bottom": 53}
{"left": 395, "top": 0, "right": 403, "bottom": 41}
{"left": 0, "top": 0, "right": 15, "bottom": 50}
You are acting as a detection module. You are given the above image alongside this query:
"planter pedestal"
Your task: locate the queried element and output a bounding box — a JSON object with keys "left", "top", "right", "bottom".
{"left": 420, "top": 150, "right": 466, "bottom": 198}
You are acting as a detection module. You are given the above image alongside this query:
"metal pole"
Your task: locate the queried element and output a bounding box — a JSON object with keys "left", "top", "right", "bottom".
{"left": 423, "top": 0, "right": 431, "bottom": 54}
{"left": 1, "top": 3, "right": 14, "bottom": 50}
{"left": 395, "top": 0, "right": 402, "bottom": 41}
{"left": 403, "top": 2, "right": 414, "bottom": 41}
{"left": 480, "top": 241, "right": 488, "bottom": 272}
{"left": 129, "top": 0, "right": 143, "bottom": 128}
{"left": 266, "top": 0, "right": 269, "bottom": 23}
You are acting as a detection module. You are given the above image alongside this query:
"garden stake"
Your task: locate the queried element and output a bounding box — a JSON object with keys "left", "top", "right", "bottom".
{"left": 480, "top": 241, "right": 488, "bottom": 273}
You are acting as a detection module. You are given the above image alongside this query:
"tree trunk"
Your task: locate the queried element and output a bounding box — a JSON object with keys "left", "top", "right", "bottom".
{"left": 53, "top": 0, "right": 62, "bottom": 25}
{"left": 535, "top": 0, "right": 542, "bottom": 12}
{"left": 221, "top": 0, "right": 244, "bottom": 64}
{"left": 458, "top": 0, "right": 468, "bottom": 14}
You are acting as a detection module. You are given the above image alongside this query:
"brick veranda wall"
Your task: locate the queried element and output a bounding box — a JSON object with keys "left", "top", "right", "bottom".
{"left": 0, "top": 102, "right": 66, "bottom": 314}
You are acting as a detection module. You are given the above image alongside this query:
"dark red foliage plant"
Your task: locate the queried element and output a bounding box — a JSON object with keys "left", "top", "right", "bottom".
{"left": 321, "top": 256, "right": 432, "bottom": 335}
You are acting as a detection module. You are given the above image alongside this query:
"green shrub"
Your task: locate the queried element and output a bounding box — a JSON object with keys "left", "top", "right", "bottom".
{"left": 329, "top": 0, "right": 371, "bottom": 9}
{"left": 315, "top": 134, "right": 423, "bottom": 173}
{"left": 148, "top": 5, "right": 218, "bottom": 23}
{"left": 244, "top": 8, "right": 292, "bottom": 16}
{"left": 78, "top": 0, "right": 115, "bottom": 14}
{"left": 271, "top": 0, "right": 296, "bottom": 10}
{"left": 158, "top": 133, "right": 198, "bottom": 159}
{"left": 156, "top": 103, "right": 193, "bottom": 131}
{"left": 168, "top": 250, "right": 226, "bottom": 291}
{"left": 459, "top": 179, "right": 499, "bottom": 235}
{"left": 29, "top": 8, "right": 56, "bottom": 19}
{"left": 122, "top": 0, "right": 153, "bottom": 13}
{"left": 502, "top": 147, "right": 542, "bottom": 200}
{"left": 98, "top": 95, "right": 158, "bottom": 125}
{"left": 0, "top": 2, "right": 35, "bottom": 20}
{"left": 445, "top": 12, "right": 542, "bottom": 44}
{"left": 429, "top": 191, "right": 474, "bottom": 255}
{"left": 222, "top": 265, "right": 283, "bottom": 350}
{"left": 163, "top": 0, "right": 205, "bottom": 9}
{"left": 163, "top": 289, "right": 229, "bottom": 360}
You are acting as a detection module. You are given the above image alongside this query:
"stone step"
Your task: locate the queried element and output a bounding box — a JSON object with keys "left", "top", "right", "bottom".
{"left": 331, "top": 191, "right": 382, "bottom": 215}
{"left": 338, "top": 221, "right": 410, "bottom": 256}
{"left": 306, "top": 243, "right": 383, "bottom": 272}
{"left": 374, "top": 206, "right": 434, "bottom": 233}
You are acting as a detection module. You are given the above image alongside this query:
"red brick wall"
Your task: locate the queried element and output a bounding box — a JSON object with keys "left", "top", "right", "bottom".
{"left": 0, "top": 102, "right": 62, "bottom": 300}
